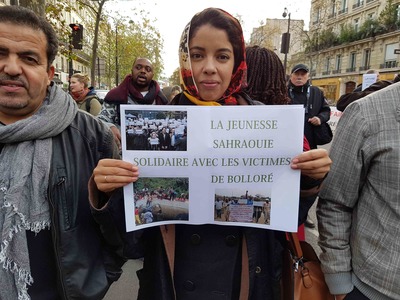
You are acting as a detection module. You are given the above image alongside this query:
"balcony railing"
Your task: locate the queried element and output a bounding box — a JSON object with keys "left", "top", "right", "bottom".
{"left": 332, "top": 69, "right": 341, "bottom": 74}
{"left": 322, "top": 70, "right": 331, "bottom": 75}
{"left": 338, "top": 7, "right": 348, "bottom": 15}
{"left": 366, "top": 0, "right": 375, "bottom": 3}
{"left": 359, "top": 65, "right": 370, "bottom": 71}
{"left": 346, "top": 67, "right": 357, "bottom": 72}
{"left": 380, "top": 61, "right": 398, "bottom": 69}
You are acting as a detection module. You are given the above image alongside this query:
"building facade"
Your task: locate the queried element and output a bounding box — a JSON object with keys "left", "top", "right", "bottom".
{"left": 250, "top": 18, "right": 306, "bottom": 74}
{"left": 306, "top": 0, "right": 400, "bottom": 102}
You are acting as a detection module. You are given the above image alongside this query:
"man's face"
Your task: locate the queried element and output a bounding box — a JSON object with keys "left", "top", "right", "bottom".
{"left": 0, "top": 23, "right": 54, "bottom": 123}
{"left": 290, "top": 70, "right": 309, "bottom": 87}
{"left": 131, "top": 58, "right": 154, "bottom": 91}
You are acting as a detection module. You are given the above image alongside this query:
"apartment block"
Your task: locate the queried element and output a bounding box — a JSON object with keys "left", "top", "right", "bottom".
{"left": 307, "top": 0, "right": 400, "bottom": 102}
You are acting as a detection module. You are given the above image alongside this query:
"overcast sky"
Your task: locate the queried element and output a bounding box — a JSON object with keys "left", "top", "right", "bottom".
{"left": 105, "top": 0, "right": 311, "bottom": 77}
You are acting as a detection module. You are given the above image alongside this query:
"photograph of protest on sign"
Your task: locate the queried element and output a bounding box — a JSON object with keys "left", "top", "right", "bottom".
{"left": 214, "top": 189, "right": 271, "bottom": 224}
{"left": 133, "top": 177, "right": 189, "bottom": 225}
{"left": 124, "top": 110, "right": 187, "bottom": 151}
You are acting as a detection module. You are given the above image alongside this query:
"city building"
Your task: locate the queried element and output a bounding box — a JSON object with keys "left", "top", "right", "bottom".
{"left": 250, "top": 17, "right": 306, "bottom": 74}
{"left": 305, "top": 0, "right": 400, "bottom": 102}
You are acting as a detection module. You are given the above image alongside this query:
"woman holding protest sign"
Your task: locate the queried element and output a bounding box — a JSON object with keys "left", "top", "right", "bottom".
{"left": 89, "top": 8, "right": 331, "bottom": 299}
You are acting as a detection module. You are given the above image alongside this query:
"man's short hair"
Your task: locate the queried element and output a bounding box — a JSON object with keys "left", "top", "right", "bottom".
{"left": 0, "top": 6, "right": 58, "bottom": 68}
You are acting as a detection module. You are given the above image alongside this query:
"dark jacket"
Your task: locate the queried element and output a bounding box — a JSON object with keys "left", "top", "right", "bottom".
{"left": 99, "top": 78, "right": 168, "bottom": 127}
{"left": 49, "top": 111, "right": 124, "bottom": 299}
{"left": 288, "top": 82, "right": 331, "bottom": 149}
{"left": 336, "top": 77, "right": 400, "bottom": 112}
{"left": 91, "top": 92, "right": 323, "bottom": 300}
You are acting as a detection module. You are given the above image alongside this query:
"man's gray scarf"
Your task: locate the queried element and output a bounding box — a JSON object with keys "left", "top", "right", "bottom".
{"left": 0, "top": 84, "right": 78, "bottom": 300}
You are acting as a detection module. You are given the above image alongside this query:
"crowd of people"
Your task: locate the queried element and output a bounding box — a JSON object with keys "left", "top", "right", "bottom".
{"left": 125, "top": 116, "right": 187, "bottom": 151}
{"left": 1, "top": 4, "right": 398, "bottom": 300}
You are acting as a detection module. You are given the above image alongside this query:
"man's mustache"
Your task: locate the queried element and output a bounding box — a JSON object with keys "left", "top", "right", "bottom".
{"left": 0, "top": 75, "right": 28, "bottom": 88}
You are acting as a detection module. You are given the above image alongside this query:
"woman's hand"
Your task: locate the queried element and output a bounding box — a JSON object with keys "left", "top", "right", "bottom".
{"left": 93, "top": 159, "right": 139, "bottom": 193}
{"left": 291, "top": 148, "right": 331, "bottom": 179}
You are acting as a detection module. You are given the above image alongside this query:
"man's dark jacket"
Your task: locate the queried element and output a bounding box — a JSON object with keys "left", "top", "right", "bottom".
{"left": 49, "top": 111, "right": 124, "bottom": 299}
{"left": 288, "top": 82, "right": 331, "bottom": 149}
{"left": 336, "top": 77, "right": 400, "bottom": 111}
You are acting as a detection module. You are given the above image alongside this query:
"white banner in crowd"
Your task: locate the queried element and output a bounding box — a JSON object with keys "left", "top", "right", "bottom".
{"left": 121, "top": 105, "right": 304, "bottom": 232}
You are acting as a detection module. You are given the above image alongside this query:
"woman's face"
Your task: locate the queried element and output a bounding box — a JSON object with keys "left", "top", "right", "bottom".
{"left": 189, "top": 24, "right": 234, "bottom": 101}
{"left": 69, "top": 77, "right": 84, "bottom": 93}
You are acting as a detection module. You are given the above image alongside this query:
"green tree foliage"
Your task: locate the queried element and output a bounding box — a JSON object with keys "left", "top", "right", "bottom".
{"left": 318, "top": 28, "right": 338, "bottom": 48}
{"left": 358, "top": 18, "right": 383, "bottom": 39}
{"left": 134, "top": 177, "right": 189, "bottom": 199}
{"left": 169, "top": 68, "right": 180, "bottom": 86}
{"left": 18, "top": 0, "right": 45, "bottom": 16}
{"left": 338, "top": 23, "right": 358, "bottom": 44}
{"left": 378, "top": 0, "right": 400, "bottom": 31}
{"left": 99, "top": 11, "right": 163, "bottom": 87}
{"left": 45, "top": 2, "right": 74, "bottom": 57}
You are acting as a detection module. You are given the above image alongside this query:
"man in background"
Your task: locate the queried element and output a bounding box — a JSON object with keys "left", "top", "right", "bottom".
{"left": 98, "top": 57, "right": 168, "bottom": 147}
{"left": 288, "top": 63, "right": 331, "bottom": 228}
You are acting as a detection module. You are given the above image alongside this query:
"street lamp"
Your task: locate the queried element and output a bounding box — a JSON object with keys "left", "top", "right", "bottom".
{"left": 282, "top": 7, "right": 291, "bottom": 74}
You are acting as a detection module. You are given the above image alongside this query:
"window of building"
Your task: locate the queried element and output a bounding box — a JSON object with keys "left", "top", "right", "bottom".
{"left": 335, "top": 54, "right": 341, "bottom": 70}
{"left": 354, "top": 18, "right": 359, "bottom": 31}
{"left": 353, "top": 0, "right": 364, "bottom": 9}
{"left": 349, "top": 52, "right": 357, "bottom": 71}
{"left": 362, "top": 49, "right": 371, "bottom": 70}
{"left": 396, "top": 4, "right": 400, "bottom": 21}
{"left": 383, "top": 43, "right": 398, "bottom": 68}
{"left": 339, "top": 0, "right": 348, "bottom": 14}
{"left": 330, "top": 0, "right": 337, "bottom": 17}
{"left": 313, "top": 7, "right": 321, "bottom": 24}
{"left": 61, "top": 57, "right": 65, "bottom": 72}
{"left": 325, "top": 57, "right": 331, "bottom": 72}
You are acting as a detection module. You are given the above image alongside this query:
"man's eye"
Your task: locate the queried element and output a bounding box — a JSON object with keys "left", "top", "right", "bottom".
{"left": 23, "top": 56, "right": 38, "bottom": 64}
{"left": 145, "top": 67, "right": 152, "bottom": 72}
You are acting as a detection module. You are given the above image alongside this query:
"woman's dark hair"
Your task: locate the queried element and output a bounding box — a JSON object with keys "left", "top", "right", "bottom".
{"left": 189, "top": 8, "right": 244, "bottom": 73}
{"left": 244, "top": 45, "right": 290, "bottom": 105}
{"left": 0, "top": 6, "right": 58, "bottom": 69}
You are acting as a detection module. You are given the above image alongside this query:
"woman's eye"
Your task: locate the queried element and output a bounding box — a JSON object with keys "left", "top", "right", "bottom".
{"left": 218, "top": 54, "right": 230, "bottom": 61}
{"left": 191, "top": 53, "right": 202, "bottom": 60}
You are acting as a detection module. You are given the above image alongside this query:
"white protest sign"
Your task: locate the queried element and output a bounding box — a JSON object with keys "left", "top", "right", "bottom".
{"left": 121, "top": 105, "right": 304, "bottom": 232}
{"left": 362, "top": 73, "right": 378, "bottom": 91}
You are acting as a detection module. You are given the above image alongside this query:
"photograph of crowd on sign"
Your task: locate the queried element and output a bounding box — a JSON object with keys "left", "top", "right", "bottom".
{"left": 133, "top": 177, "right": 189, "bottom": 225}
{"left": 214, "top": 189, "right": 271, "bottom": 224}
{"left": 125, "top": 110, "right": 187, "bottom": 151}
